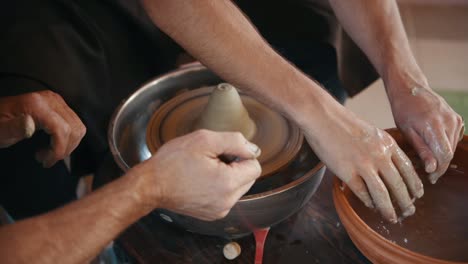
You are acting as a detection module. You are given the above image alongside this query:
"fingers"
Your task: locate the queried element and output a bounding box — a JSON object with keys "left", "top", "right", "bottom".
{"left": 197, "top": 130, "right": 261, "bottom": 160}
{"left": 362, "top": 171, "right": 397, "bottom": 223}
{"left": 447, "top": 114, "right": 464, "bottom": 153}
{"left": 392, "top": 147, "right": 424, "bottom": 199}
{"left": 379, "top": 162, "right": 415, "bottom": 218}
{"left": 35, "top": 111, "right": 71, "bottom": 167}
{"left": 0, "top": 114, "right": 36, "bottom": 148}
{"left": 212, "top": 178, "right": 257, "bottom": 219}
{"left": 426, "top": 127, "right": 453, "bottom": 184}
{"left": 454, "top": 116, "right": 464, "bottom": 146}
{"left": 345, "top": 175, "right": 373, "bottom": 208}
{"left": 209, "top": 157, "right": 261, "bottom": 220}
{"left": 458, "top": 120, "right": 465, "bottom": 142}
{"left": 227, "top": 158, "right": 262, "bottom": 186}
{"left": 48, "top": 92, "right": 86, "bottom": 155}
{"left": 457, "top": 121, "right": 465, "bottom": 142}
{"left": 405, "top": 128, "right": 436, "bottom": 173}
{"left": 30, "top": 91, "right": 86, "bottom": 167}
{"left": 212, "top": 161, "right": 260, "bottom": 220}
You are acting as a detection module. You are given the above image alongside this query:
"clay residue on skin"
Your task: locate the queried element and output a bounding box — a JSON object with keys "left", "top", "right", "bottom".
{"left": 23, "top": 115, "right": 36, "bottom": 138}
{"left": 411, "top": 86, "right": 422, "bottom": 96}
{"left": 347, "top": 149, "right": 468, "bottom": 262}
{"left": 429, "top": 128, "right": 452, "bottom": 160}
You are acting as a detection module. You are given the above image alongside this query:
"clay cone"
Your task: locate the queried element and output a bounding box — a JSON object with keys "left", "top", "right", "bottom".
{"left": 194, "top": 83, "right": 256, "bottom": 140}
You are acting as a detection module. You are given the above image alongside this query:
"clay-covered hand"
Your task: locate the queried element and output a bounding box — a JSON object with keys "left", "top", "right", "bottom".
{"left": 304, "top": 109, "right": 423, "bottom": 223}
{"left": 131, "top": 129, "right": 262, "bottom": 221}
{"left": 386, "top": 80, "right": 464, "bottom": 184}
{"left": 0, "top": 91, "right": 86, "bottom": 167}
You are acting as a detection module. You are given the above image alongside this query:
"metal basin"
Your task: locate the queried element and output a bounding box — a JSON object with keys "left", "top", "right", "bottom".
{"left": 108, "top": 65, "right": 325, "bottom": 238}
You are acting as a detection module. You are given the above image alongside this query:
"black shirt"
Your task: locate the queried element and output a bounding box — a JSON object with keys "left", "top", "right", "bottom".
{"left": 0, "top": 0, "right": 180, "bottom": 174}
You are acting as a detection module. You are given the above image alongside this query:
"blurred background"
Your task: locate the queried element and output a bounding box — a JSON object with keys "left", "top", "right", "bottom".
{"left": 346, "top": 0, "right": 468, "bottom": 131}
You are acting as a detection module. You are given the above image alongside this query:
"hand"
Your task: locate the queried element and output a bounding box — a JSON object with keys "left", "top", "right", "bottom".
{"left": 386, "top": 78, "right": 464, "bottom": 184}
{"left": 304, "top": 108, "right": 423, "bottom": 223}
{"left": 0, "top": 91, "right": 86, "bottom": 167}
{"left": 130, "top": 129, "right": 262, "bottom": 221}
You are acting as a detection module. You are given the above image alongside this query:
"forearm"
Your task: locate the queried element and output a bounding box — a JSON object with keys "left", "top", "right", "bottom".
{"left": 141, "top": 0, "right": 343, "bottom": 131}
{"left": 329, "top": 0, "right": 427, "bottom": 96}
{"left": 0, "top": 172, "right": 151, "bottom": 264}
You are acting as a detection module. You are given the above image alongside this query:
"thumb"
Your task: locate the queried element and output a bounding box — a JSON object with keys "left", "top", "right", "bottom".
{"left": 209, "top": 131, "right": 261, "bottom": 160}
{"left": 0, "top": 115, "right": 36, "bottom": 148}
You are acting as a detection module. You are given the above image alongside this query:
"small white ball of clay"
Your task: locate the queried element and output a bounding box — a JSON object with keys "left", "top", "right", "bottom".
{"left": 223, "top": 242, "right": 241, "bottom": 260}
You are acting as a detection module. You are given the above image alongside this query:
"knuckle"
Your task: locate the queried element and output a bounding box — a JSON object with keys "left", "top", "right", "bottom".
{"left": 61, "top": 123, "right": 71, "bottom": 136}
{"left": 226, "top": 131, "right": 245, "bottom": 144}
{"left": 456, "top": 114, "right": 463, "bottom": 125}
{"left": 46, "top": 90, "right": 62, "bottom": 101}
{"left": 442, "top": 152, "right": 453, "bottom": 162}
{"left": 23, "top": 92, "right": 44, "bottom": 108}
{"left": 41, "top": 90, "right": 55, "bottom": 97}
{"left": 78, "top": 124, "right": 87, "bottom": 138}
{"left": 233, "top": 132, "right": 245, "bottom": 141}
{"left": 253, "top": 160, "right": 262, "bottom": 175}
{"left": 194, "top": 129, "right": 212, "bottom": 141}
{"left": 73, "top": 123, "right": 86, "bottom": 139}
{"left": 42, "top": 90, "right": 63, "bottom": 104}
{"left": 356, "top": 162, "right": 374, "bottom": 176}
{"left": 341, "top": 172, "right": 357, "bottom": 185}
{"left": 359, "top": 171, "right": 373, "bottom": 182}
{"left": 381, "top": 132, "right": 394, "bottom": 143}
{"left": 416, "top": 145, "right": 430, "bottom": 156}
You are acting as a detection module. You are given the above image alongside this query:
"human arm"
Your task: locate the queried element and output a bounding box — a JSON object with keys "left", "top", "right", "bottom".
{"left": 328, "top": 0, "right": 464, "bottom": 183}
{"left": 0, "top": 130, "right": 261, "bottom": 264}
{"left": 141, "top": 0, "right": 423, "bottom": 222}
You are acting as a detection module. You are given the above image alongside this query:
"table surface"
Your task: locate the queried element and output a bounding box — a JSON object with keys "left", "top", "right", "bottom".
{"left": 114, "top": 169, "right": 371, "bottom": 264}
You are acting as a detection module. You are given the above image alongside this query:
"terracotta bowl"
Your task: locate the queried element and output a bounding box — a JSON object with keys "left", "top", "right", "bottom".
{"left": 333, "top": 129, "right": 468, "bottom": 264}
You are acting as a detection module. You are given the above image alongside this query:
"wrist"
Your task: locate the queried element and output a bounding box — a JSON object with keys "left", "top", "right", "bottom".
{"left": 124, "top": 164, "right": 162, "bottom": 215}
{"left": 382, "top": 62, "right": 429, "bottom": 102}
{"left": 271, "top": 69, "right": 342, "bottom": 131}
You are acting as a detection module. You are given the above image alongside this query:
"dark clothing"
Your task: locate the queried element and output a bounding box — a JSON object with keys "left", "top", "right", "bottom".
{"left": 0, "top": 0, "right": 178, "bottom": 219}
{"left": 0, "top": 0, "right": 364, "bottom": 219}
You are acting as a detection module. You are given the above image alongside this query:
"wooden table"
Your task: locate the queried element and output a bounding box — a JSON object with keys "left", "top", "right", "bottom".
{"left": 112, "top": 169, "right": 371, "bottom": 264}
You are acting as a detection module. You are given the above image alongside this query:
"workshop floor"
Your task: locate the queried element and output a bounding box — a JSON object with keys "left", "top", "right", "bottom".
{"left": 346, "top": 2, "right": 468, "bottom": 131}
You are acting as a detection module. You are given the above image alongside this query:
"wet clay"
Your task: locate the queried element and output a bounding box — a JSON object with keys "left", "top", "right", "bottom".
{"left": 347, "top": 137, "right": 468, "bottom": 262}
{"left": 146, "top": 85, "right": 303, "bottom": 178}
{"left": 194, "top": 83, "right": 257, "bottom": 140}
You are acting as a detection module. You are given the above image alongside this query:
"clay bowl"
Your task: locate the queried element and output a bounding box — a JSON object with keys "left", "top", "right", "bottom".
{"left": 108, "top": 64, "right": 325, "bottom": 238}
{"left": 333, "top": 128, "right": 468, "bottom": 264}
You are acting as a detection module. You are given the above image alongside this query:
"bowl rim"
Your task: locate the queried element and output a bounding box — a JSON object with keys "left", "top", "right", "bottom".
{"left": 333, "top": 128, "right": 468, "bottom": 264}
{"left": 108, "top": 65, "right": 325, "bottom": 203}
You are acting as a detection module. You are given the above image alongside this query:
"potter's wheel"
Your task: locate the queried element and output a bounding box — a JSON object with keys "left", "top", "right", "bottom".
{"left": 146, "top": 85, "right": 303, "bottom": 178}
{"left": 108, "top": 65, "right": 325, "bottom": 238}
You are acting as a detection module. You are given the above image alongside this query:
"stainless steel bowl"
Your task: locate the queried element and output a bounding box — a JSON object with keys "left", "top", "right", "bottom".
{"left": 108, "top": 65, "right": 325, "bottom": 238}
